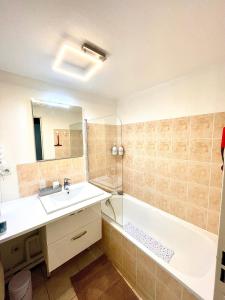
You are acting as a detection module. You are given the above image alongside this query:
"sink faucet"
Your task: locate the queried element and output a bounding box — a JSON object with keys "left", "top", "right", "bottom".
{"left": 64, "top": 178, "right": 71, "bottom": 193}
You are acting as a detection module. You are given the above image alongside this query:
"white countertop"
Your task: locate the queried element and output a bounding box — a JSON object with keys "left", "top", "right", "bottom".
{"left": 0, "top": 182, "right": 110, "bottom": 244}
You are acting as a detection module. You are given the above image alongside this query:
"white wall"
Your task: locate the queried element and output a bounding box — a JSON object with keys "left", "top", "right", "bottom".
{"left": 0, "top": 71, "right": 116, "bottom": 201}
{"left": 117, "top": 63, "right": 225, "bottom": 123}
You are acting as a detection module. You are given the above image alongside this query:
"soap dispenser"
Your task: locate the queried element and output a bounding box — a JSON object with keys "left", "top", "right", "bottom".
{"left": 111, "top": 144, "right": 118, "bottom": 156}
{"left": 118, "top": 145, "right": 124, "bottom": 156}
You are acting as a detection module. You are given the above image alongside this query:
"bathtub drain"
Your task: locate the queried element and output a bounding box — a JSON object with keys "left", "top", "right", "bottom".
{"left": 124, "top": 222, "right": 174, "bottom": 263}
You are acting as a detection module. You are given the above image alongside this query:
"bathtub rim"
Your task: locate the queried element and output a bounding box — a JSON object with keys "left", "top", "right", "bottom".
{"left": 102, "top": 193, "right": 218, "bottom": 300}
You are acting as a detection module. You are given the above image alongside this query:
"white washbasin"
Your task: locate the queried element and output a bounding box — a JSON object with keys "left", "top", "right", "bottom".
{"left": 40, "top": 182, "right": 104, "bottom": 214}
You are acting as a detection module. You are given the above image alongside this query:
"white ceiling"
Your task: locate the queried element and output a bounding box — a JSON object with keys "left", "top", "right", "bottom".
{"left": 0, "top": 0, "right": 225, "bottom": 100}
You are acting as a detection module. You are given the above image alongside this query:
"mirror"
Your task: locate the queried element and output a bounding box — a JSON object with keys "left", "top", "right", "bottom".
{"left": 32, "top": 101, "right": 83, "bottom": 161}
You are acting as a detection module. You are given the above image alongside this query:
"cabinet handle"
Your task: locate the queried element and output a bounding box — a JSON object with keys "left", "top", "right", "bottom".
{"left": 71, "top": 230, "right": 87, "bottom": 241}
{"left": 69, "top": 209, "right": 85, "bottom": 216}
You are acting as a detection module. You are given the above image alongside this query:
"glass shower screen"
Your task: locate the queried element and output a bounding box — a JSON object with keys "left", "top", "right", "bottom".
{"left": 86, "top": 115, "right": 123, "bottom": 225}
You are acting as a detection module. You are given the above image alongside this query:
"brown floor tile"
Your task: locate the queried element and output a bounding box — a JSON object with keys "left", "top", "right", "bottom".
{"left": 33, "top": 284, "right": 49, "bottom": 300}
{"left": 71, "top": 255, "right": 138, "bottom": 300}
{"left": 100, "top": 279, "right": 138, "bottom": 300}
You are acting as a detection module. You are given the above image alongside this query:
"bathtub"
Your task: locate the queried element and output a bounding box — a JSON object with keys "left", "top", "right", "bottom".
{"left": 102, "top": 194, "right": 218, "bottom": 300}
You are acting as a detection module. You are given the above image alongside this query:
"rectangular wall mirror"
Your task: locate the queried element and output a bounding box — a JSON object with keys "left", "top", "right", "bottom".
{"left": 31, "top": 101, "right": 83, "bottom": 161}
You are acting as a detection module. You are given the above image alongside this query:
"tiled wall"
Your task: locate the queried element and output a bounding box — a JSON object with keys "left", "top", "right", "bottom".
{"left": 17, "top": 157, "right": 85, "bottom": 197}
{"left": 88, "top": 123, "right": 122, "bottom": 190}
{"left": 102, "top": 219, "right": 198, "bottom": 300}
{"left": 54, "top": 129, "right": 83, "bottom": 159}
{"left": 70, "top": 129, "right": 83, "bottom": 157}
{"left": 54, "top": 129, "right": 71, "bottom": 159}
{"left": 122, "top": 112, "right": 225, "bottom": 234}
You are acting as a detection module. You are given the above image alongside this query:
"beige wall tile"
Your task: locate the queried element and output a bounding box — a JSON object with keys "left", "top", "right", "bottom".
{"left": 189, "top": 139, "right": 212, "bottom": 162}
{"left": 136, "top": 256, "right": 156, "bottom": 300}
{"left": 137, "top": 249, "right": 156, "bottom": 275}
{"left": 133, "top": 155, "right": 145, "bottom": 170}
{"left": 144, "top": 140, "right": 157, "bottom": 157}
{"left": 123, "top": 155, "right": 134, "bottom": 169}
{"left": 186, "top": 205, "right": 207, "bottom": 229}
{"left": 172, "top": 117, "right": 190, "bottom": 139}
{"left": 155, "top": 192, "right": 170, "bottom": 212}
{"left": 212, "top": 139, "right": 223, "bottom": 163}
{"left": 144, "top": 157, "right": 156, "bottom": 173}
{"left": 210, "top": 163, "right": 223, "bottom": 188}
{"left": 133, "top": 185, "right": 144, "bottom": 200}
{"left": 168, "top": 180, "right": 188, "bottom": 202}
{"left": 207, "top": 211, "right": 220, "bottom": 234}
{"left": 144, "top": 121, "right": 157, "bottom": 139}
{"left": 123, "top": 181, "right": 134, "bottom": 195}
{"left": 190, "top": 114, "right": 213, "bottom": 139}
{"left": 170, "top": 161, "right": 189, "bottom": 181}
{"left": 123, "top": 237, "right": 137, "bottom": 257}
{"left": 19, "top": 183, "right": 40, "bottom": 198}
{"left": 122, "top": 252, "right": 137, "bottom": 287}
{"left": 213, "top": 112, "right": 225, "bottom": 138}
{"left": 133, "top": 171, "right": 145, "bottom": 186}
{"left": 17, "top": 163, "right": 40, "bottom": 183}
{"left": 144, "top": 173, "right": 156, "bottom": 189}
{"left": 187, "top": 183, "right": 209, "bottom": 208}
{"left": 172, "top": 139, "right": 189, "bottom": 160}
{"left": 157, "top": 119, "right": 173, "bottom": 138}
{"left": 102, "top": 219, "right": 111, "bottom": 255}
{"left": 188, "top": 162, "right": 210, "bottom": 186}
{"left": 155, "top": 176, "right": 170, "bottom": 194}
{"left": 134, "top": 122, "right": 145, "bottom": 135}
{"left": 156, "top": 159, "right": 170, "bottom": 177}
{"left": 156, "top": 266, "right": 182, "bottom": 299}
{"left": 143, "top": 188, "right": 157, "bottom": 206}
{"left": 156, "top": 280, "right": 180, "bottom": 300}
{"left": 39, "top": 160, "right": 58, "bottom": 184}
{"left": 108, "top": 227, "right": 123, "bottom": 269}
{"left": 209, "top": 187, "right": 222, "bottom": 212}
{"left": 157, "top": 139, "right": 172, "bottom": 158}
{"left": 170, "top": 200, "right": 187, "bottom": 220}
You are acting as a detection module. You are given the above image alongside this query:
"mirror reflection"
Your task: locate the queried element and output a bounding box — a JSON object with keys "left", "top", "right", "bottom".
{"left": 32, "top": 101, "right": 83, "bottom": 161}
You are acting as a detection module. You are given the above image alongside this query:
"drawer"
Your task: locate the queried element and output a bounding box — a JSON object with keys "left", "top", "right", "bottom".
{"left": 47, "top": 218, "right": 102, "bottom": 272}
{"left": 46, "top": 203, "right": 101, "bottom": 245}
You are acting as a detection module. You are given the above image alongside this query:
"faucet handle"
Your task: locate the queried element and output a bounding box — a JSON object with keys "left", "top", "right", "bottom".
{"left": 64, "top": 177, "right": 71, "bottom": 183}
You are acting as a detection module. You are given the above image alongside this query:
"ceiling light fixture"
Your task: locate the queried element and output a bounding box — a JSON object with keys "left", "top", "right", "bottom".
{"left": 52, "top": 42, "right": 106, "bottom": 81}
{"left": 31, "top": 98, "right": 70, "bottom": 109}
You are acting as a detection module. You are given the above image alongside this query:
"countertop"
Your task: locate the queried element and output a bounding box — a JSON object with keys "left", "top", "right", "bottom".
{"left": 0, "top": 182, "right": 110, "bottom": 244}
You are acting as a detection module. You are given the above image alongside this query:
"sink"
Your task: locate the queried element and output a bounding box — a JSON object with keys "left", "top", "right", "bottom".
{"left": 39, "top": 182, "right": 104, "bottom": 214}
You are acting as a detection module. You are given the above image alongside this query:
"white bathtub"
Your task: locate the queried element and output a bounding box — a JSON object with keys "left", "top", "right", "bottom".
{"left": 102, "top": 194, "right": 218, "bottom": 300}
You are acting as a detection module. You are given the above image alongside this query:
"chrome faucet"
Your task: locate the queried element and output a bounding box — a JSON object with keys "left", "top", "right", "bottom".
{"left": 64, "top": 178, "right": 71, "bottom": 192}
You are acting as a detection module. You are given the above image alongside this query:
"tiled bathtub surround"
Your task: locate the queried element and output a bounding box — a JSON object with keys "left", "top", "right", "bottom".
{"left": 102, "top": 220, "right": 198, "bottom": 300}
{"left": 123, "top": 112, "right": 225, "bottom": 234}
{"left": 17, "top": 157, "right": 85, "bottom": 197}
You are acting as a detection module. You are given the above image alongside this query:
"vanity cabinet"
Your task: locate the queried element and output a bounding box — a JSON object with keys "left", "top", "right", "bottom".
{"left": 41, "top": 203, "right": 101, "bottom": 273}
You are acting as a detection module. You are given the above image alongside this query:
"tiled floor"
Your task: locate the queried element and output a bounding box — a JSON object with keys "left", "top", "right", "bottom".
{"left": 31, "top": 243, "right": 104, "bottom": 300}
{"left": 71, "top": 255, "right": 138, "bottom": 300}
